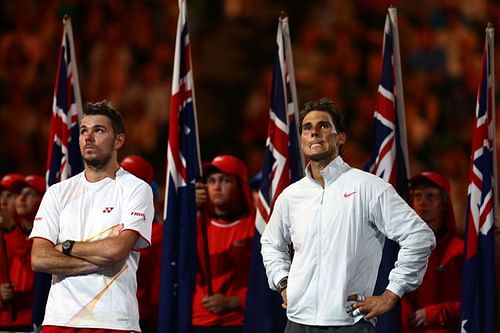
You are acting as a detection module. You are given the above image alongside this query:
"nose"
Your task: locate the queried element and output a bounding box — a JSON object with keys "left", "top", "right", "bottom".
{"left": 310, "top": 125, "right": 321, "bottom": 137}
{"left": 83, "top": 131, "right": 94, "bottom": 142}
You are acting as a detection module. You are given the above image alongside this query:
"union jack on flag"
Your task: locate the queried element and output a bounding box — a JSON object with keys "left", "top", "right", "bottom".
{"left": 46, "top": 16, "right": 84, "bottom": 187}
{"left": 364, "top": 7, "right": 409, "bottom": 333}
{"left": 244, "top": 16, "right": 303, "bottom": 333}
{"left": 33, "top": 16, "right": 84, "bottom": 328}
{"left": 158, "top": 1, "right": 201, "bottom": 332}
{"left": 460, "top": 24, "right": 497, "bottom": 333}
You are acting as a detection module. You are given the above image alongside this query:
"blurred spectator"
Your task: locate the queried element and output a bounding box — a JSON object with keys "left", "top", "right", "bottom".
{"left": 121, "top": 155, "right": 162, "bottom": 333}
{"left": 401, "top": 172, "right": 463, "bottom": 332}
{"left": 193, "top": 155, "right": 255, "bottom": 332}
{"left": 0, "top": 173, "right": 45, "bottom": 332}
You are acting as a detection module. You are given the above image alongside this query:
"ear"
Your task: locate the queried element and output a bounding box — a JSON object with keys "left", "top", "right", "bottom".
{"left": 337, "top": 132, "right": 346, "bottom": 145}
{"left": 114, "top": 133, "right": 125, "bottom": 150}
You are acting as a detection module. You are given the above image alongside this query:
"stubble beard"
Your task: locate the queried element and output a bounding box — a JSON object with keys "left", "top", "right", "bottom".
{"left": 84, "top": 152, "right": 113, "bottom": 171}
{"left": 305, "top": 150, "right": 338, "bottom": 163}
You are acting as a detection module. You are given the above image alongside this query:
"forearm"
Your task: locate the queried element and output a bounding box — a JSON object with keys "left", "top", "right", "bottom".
{"left": 66, "top": 230, "right": 138, "bottom": 266}
{"left": 31, "top": 241, "right": 101, "bottom": 276}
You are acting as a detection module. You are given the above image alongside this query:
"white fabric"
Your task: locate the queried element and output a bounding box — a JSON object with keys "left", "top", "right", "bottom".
{"left": 261, "top": 157, "right": 435, "bottom": 326}
{"left": 29, "top": 168, "right": 154, "bottom": 330}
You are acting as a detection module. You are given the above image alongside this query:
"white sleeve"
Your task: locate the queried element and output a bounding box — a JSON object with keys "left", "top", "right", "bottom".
{"left": 29, "top": 186, "right": 61, "bottom": 244}
{"left": 370, "top": 185, "right": 436, "bottom": 297}
{"left": 122, "top": 182, "right": 154, "bottom": 250}
{"left": 260, "top": 194, "right": 292, "bottom": 290}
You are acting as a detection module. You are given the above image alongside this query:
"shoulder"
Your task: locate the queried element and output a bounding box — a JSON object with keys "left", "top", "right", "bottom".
{"left": 116, "top": 169, "right": 153, "bottom": 197}
{"left": 46, "top": 172, "right": 83, "bottom": 193}
{"left": 117, "top": 169, "right": 150, "bottom": 189}
{"left": 340, "top": 167, "right": 390, "bottom": 189}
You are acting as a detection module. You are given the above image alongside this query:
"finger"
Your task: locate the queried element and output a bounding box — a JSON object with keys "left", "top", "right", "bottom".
{"left": 351, "top": 308, "right": 362, "bottom": 317}
{"left": 356, "top": 294, "right": 365, "bottom": 302}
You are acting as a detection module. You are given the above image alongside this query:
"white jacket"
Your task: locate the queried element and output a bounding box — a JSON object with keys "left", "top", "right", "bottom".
{"left": 261, "top": 157, "right": 435, "bottom": 326}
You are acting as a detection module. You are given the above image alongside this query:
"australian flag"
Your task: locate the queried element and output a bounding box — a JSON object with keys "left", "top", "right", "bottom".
{"left": 460, "top": 24, "right": 497, "bottom": 333}
{"left": 244, "top": 16, "right": 304, "bottom": 333}
{"left": 157, "top": 1, "right": 201, "bottom": 332}
{"left": 46, "top": 16, "right": 84, "bottom": 186}
{"left": 33, "top": 15, "right": 84, "bottom": 329}
{"left": 364, "top": 7, "right": 409, "bottom": 333}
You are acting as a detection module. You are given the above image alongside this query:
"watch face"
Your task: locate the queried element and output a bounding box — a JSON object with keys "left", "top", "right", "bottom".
{"left": 63, "top": 241, "right": 70, "bottom": 250}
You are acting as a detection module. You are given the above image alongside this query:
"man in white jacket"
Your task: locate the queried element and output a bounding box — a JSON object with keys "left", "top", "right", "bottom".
{"left": 261, "top": 99, "right": 435, "bottom": 333}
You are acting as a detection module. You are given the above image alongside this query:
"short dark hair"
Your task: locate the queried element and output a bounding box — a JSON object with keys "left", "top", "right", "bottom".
{"left": 299, "top": 98, "right": 346, "bottom": 134}
{"left": 83, "top": 100, "right": 124, "bottom": 134}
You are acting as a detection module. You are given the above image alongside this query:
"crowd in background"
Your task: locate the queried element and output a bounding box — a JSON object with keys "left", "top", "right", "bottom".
{"left": 1, "top": 0, "right": 500, "bottom": 234}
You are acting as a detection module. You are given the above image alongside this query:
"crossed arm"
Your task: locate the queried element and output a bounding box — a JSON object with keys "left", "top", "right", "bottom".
{"left": 31, "top": 225, "right": 139, "bottom": 276}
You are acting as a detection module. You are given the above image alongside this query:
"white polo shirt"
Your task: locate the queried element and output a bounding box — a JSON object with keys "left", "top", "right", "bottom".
{"left": 30, "top": 168, "right": 154, "bottom": 330}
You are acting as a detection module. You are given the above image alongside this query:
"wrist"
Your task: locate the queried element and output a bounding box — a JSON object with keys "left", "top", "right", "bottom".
{"left": 277, "top": 277, "right": 288, "bottom": 293}
{"left": 62, "top": 240, "right": 75, "bottom": 256}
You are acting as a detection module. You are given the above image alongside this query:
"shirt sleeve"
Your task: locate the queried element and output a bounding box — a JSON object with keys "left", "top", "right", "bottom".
{"left": 29, "top": 186, "right": 60, "bottom": 245}
{"left": 369, "top": 185, "right": 436, "bottom": 297}
{"left": 122, "top": 182, "right": 154, "bottom": 250}
{"left": 260, "top": 194, "right": 292, "bottom": 290}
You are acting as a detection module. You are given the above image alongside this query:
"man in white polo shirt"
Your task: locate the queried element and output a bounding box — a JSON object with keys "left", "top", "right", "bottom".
{"left": 30, "top": 100, "right": 154, "bottom": 332}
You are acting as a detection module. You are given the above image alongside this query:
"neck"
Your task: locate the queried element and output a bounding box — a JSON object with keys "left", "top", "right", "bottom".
{"left": 309, "top": 155, "right": 336, "bottom": 187}
{"left": 85, "top": 161, "right": 120, "bottom": 182}
{"left": 212, "top": 204, "right": 245, "bottom": 221}
{"left": 18, "top": 217, "right": 33, "bottom": 234}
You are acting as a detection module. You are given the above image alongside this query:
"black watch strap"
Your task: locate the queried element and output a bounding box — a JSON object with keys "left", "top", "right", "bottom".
{"left": 277, "top": 277, "right": 288, "bottom": 293}
{"left": 62, "top": 240, "right": 75, "bottom": 256}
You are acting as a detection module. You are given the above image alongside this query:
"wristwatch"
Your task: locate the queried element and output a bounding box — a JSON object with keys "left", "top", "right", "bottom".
{"left": 277, "top": 277, "right": 288, "bottom": 293}
{"left": 62, "top": 240, "right": 75, "bottom": 256}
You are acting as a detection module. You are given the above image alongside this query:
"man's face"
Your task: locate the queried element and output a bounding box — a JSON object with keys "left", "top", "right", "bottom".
{"left": 411, "top": 185, "right": 444, "bottom": 232}
{"left": 16, "top": 187, "right": 42, "bottom": 219}
{"left": 206, "top": 172, "right": 242, "bottom": 212}
{"left": 0, "top": 189, "right": 17, "bottom": 216}
{"left": 300, "top": 110, "right": 345, "bottom": 162}
{"left": 79, "top": 115, "right": 123, "bottom": 169}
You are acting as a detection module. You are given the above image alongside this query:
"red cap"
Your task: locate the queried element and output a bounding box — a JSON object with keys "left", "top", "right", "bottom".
{"left": 14, "top": 175, "right": 46, "bottom": 194}
{"left": 203, "top": 155, "right": 248, "bottom": 182}
{"left": 0, "top": 173, "right": 25, "bottom": 192}
{"left": 120, "top": 155, "right": 154, "bottom": 183}
{"left": 409, "top": 171, "right": 450, "bottom": 193}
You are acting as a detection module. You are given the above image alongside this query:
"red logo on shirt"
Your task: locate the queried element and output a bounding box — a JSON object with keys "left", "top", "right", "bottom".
{"left": 103, "top": 207, "right": 114, "bottom": 213}
{"left": 343, "top": 191, "right": 356, "bottom": 198}
{"left": 131, "top": 211, "right": 145, "bottom": 219}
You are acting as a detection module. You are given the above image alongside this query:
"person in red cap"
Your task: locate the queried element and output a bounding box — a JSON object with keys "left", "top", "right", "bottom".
{"left": 120, "top": 155, "right": 162, "bottom": 333}
{"left": 192, "top": 155, "right": 255, "bottom": 333}
{"left": 15, "top": 175, "right": 46, "bottom": 234}
{"left": 401, "top": 171, "right": 464, "bottom": 332}
{"left": 0, "top": 173, "right": 37, "bottom": 332}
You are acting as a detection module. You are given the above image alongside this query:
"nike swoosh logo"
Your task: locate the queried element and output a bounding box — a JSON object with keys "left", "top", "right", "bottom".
{"left": 344, "top": 191, "right": 356, "bottom": 198}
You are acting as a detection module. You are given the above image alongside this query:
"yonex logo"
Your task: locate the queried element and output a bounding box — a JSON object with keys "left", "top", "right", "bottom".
{"left": 103, "top": 207, "right": 114, "bottom": 213}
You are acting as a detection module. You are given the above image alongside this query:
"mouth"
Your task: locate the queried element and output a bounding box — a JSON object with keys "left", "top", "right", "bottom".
{"left": 308, "top": 141, "right": 324, "bottom": 149}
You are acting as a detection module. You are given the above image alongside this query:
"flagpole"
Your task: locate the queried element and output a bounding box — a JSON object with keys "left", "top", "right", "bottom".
{"left": 388, "top": 6, "right": 410, "bottom": 179}
{"left": 200, "top": 209, "right": 213, "bottom": 295}
{"left": 486, "top": 23, "right": 498, "bottom": 227}
{"left": 0, "top": 230, "right": 15, "bottom": 321}
{"left": 63, "top": 16, "right": 83, "bottom": 120}
{"left": 280, "top": 14, "right": 305, "bottom": 170}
